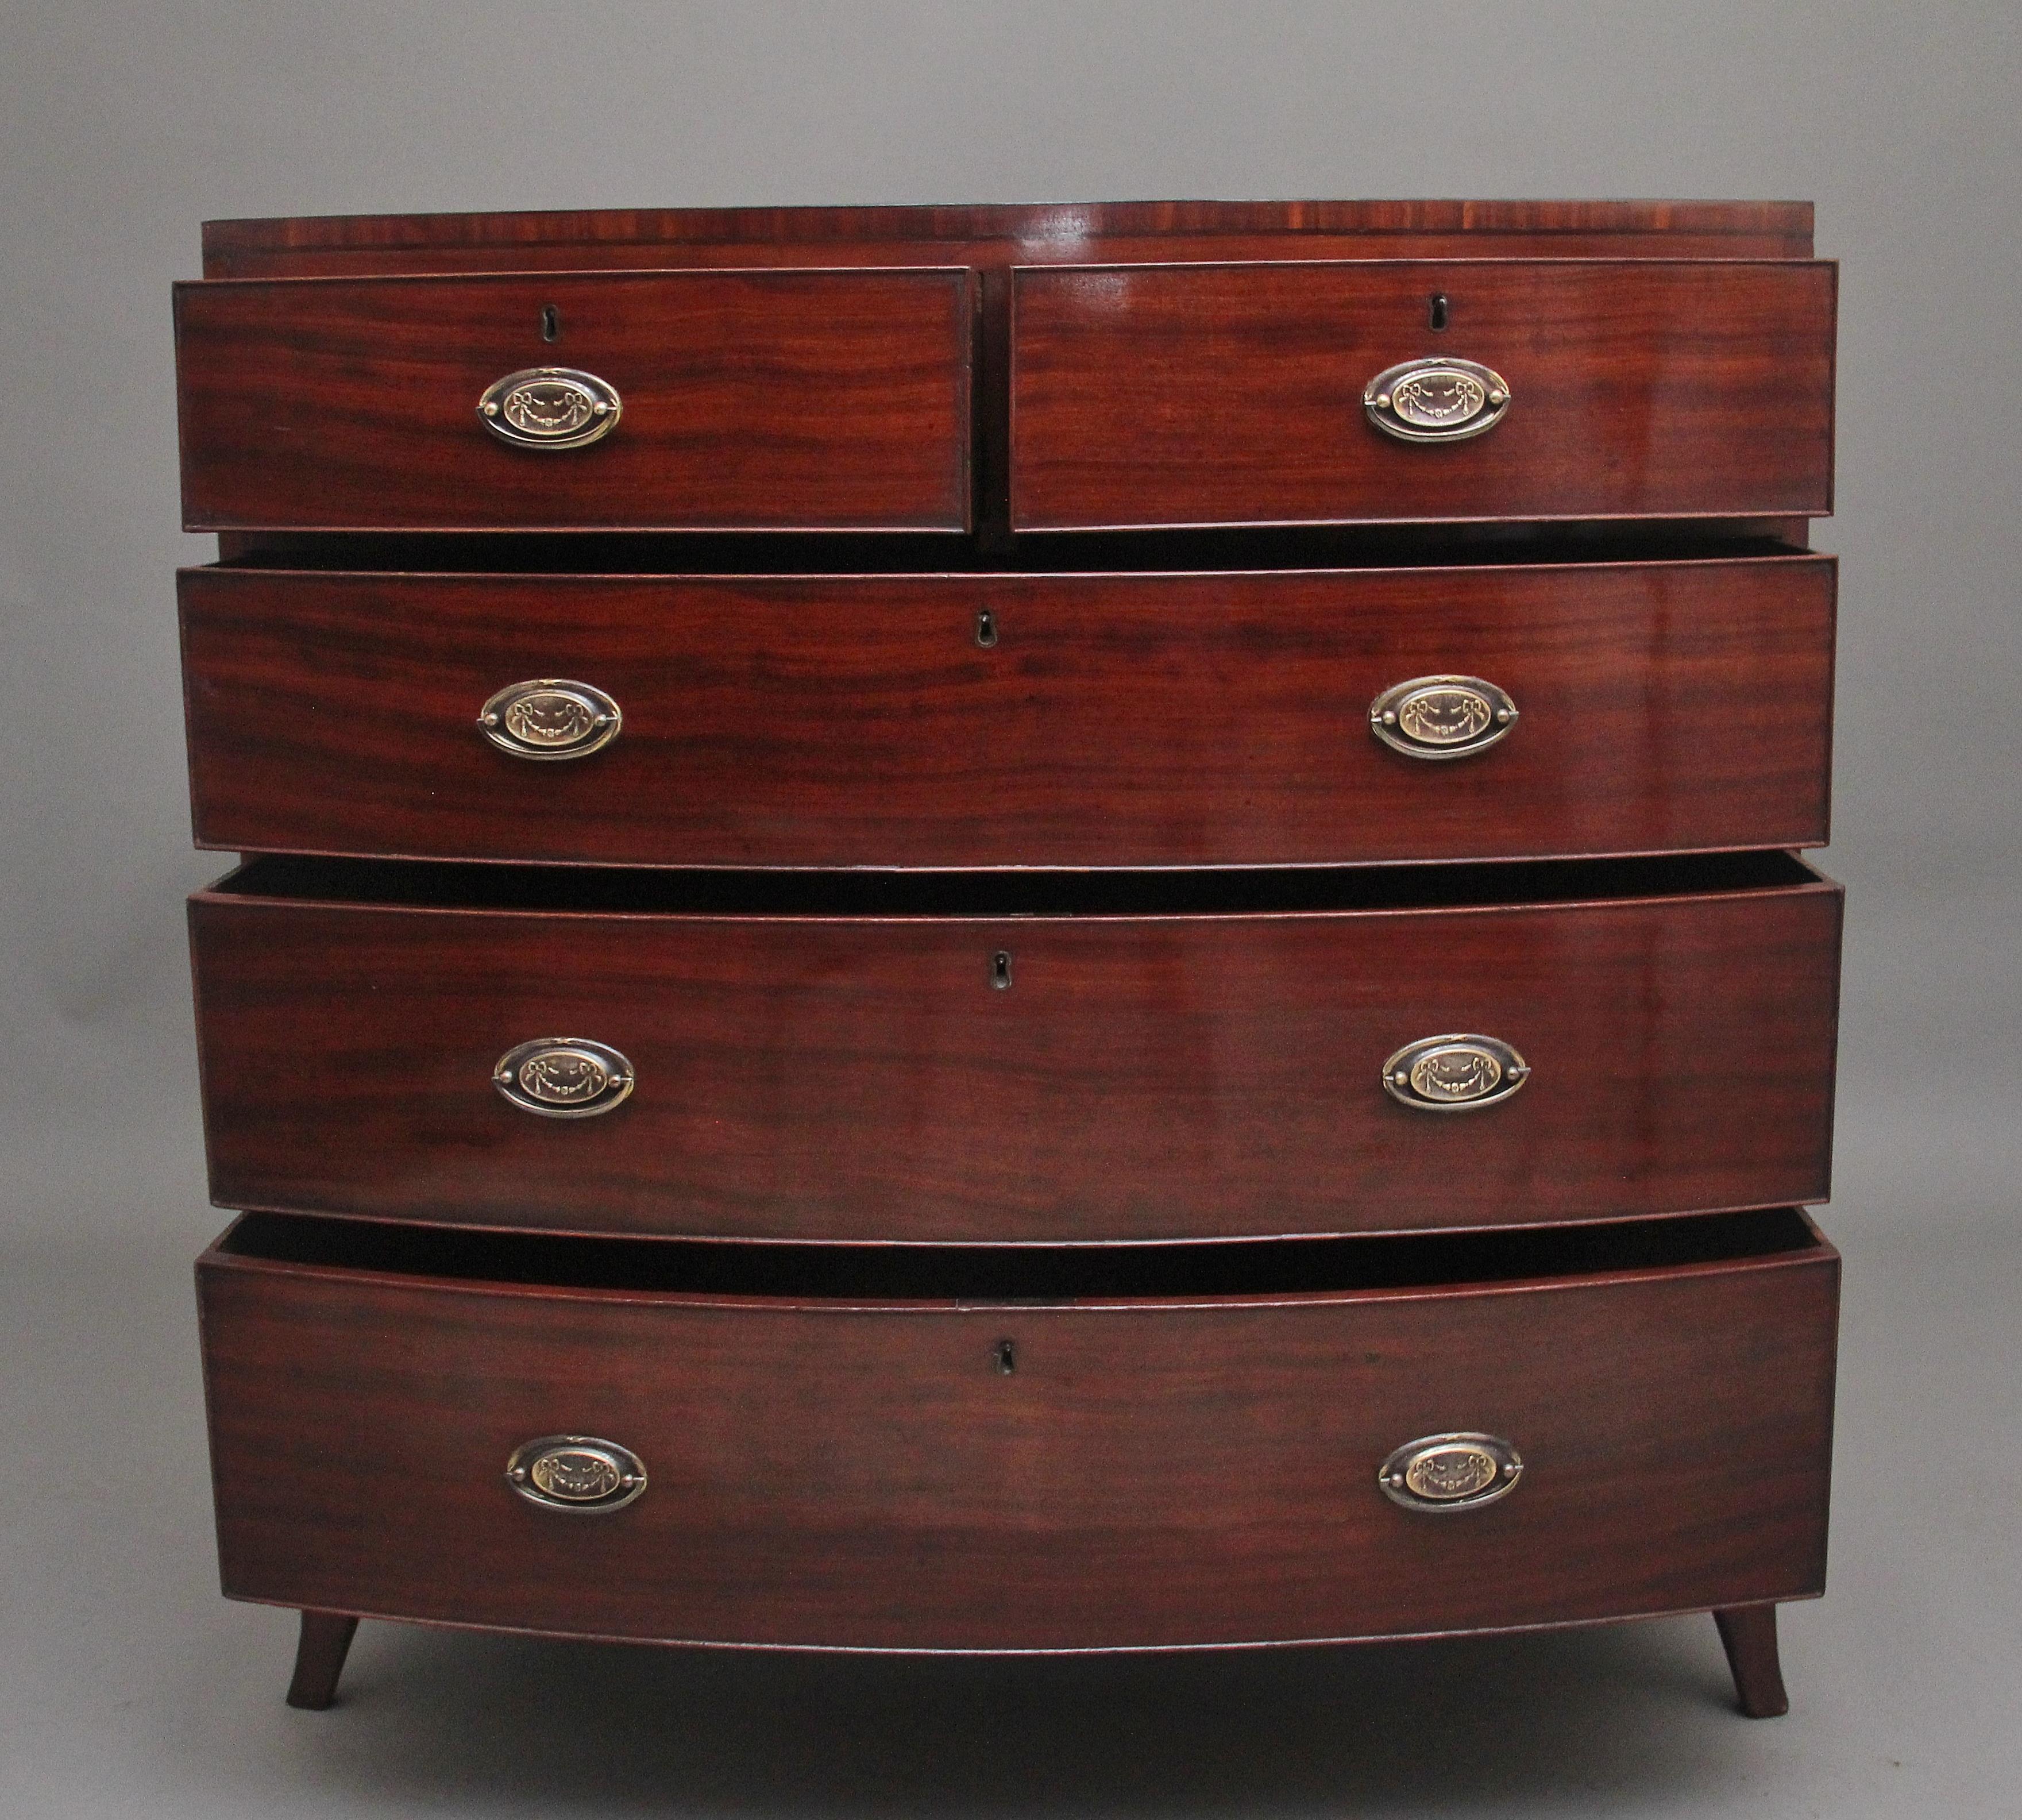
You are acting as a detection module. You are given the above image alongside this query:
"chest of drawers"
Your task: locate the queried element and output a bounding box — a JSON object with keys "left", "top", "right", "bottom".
{"left": 176, "top": 200, "right": 1841, "bottom": 1727}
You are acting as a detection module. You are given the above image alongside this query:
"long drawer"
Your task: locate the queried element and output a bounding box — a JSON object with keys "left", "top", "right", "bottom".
{"left": 1011, "top": 260, "right": 1836, "bottom": 529}
{"left": 180, "top": 556, "right": 1834, "bottom": 870}
{"left": 188, "top": 854, "right": 1840, "bottom": 1243}
{"left": 174, "top": 269, "right": 974, "bottom": 532}
{"left": 198, "top": 1208, "right": 1838, "bottom": 1651}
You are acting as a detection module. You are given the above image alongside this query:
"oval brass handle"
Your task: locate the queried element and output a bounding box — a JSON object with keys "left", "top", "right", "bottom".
{"left": 477, "top": 367, "right": 622, "bottom": 449}
{"left": 1382, "top": 1035, "right": 1529, "bottom": 1110}
{"left": 1379, "top": 1433, "right": 1522, "bottom": 1513}
{"left": 479, "top": 679, "right": 622, "bottom": 760}
{"left": 1369, "top": 675, "right": 1518, "bottom": 759}
{"left": 506, "top": 1435, "right": 647, "bottom": 1513}
{"left": 1363, "top": 358, "right": 1509, "bottom": 443}
{"left": 493, "top": 1038, "right": 635, "bottom": 1118}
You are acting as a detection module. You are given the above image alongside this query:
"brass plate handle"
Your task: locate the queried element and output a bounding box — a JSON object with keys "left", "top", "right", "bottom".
{"left": 1379, "top": 1433, "right": 1522, "bottom": 1513}
{"left": 1363, "top": 358, "right": 1510, "bottom": 443}
{"left": 477, "top": 367, "right": 622, "bottom": 449}
{"left": 1369, "top": 675, "right": 1518, "bottom": 760}
{"left": 506, "top": 1436, "right": 647, "bottom": 1513}
{"left": 479, "top": 679, "right": 622, "bottom": 760}
{"left": 1382, "top": 1035, "right": 1529, "bottom": 1110}
{"left": 493, "top": 1038, "right": 635, "bottom": 1119}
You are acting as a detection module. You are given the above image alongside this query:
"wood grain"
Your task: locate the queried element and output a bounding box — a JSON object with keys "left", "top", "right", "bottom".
{"left": 173, "top": 195, "right": 1845, "bottom": 1714}
{"left": 1010, "top": 261, "right": 1836, "bottom": 529}
{"left": 175, "top": 269, "right": 973, "bottom": 532}
{"left": 198, "top": 200, "right": 1816, "bottom": 279}
{"left": 179, "top": 556, "right": 1835, "bottom": 871}
{"left": 188, "top": 861, "right": 1842, "bottom": 1243}
{"left": 196, "top": 1210, "right": 1839, "bottom": 1651}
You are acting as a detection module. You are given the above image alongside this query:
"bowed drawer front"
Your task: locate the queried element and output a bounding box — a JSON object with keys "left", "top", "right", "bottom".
{"left": 179, "top": 556, "right": 1834, "bottom": 871}
{"left": 174, "top": 268, "right": 974, "bottom": 531}
{"left": 1010, "top": 260, "right": 1836, "bottom": 529}
{"left": 197, "top": 1209, "right": 1838, "bottom": 1652}
{"left": 170, "top": 200, "right": 1843, "bottom": 1719}
{"left": 188, "top": 858, "right": 1840, "bottom": 1243}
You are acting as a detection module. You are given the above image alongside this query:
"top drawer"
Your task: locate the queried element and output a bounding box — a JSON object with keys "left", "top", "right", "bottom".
{"left": 174, "top": 269, "right": 974, "bottom": 533}
{"left": 1010, "top": 260, "right": 1835, "bottom": 530}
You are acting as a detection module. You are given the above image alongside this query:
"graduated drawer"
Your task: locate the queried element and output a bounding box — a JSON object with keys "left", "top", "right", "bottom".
{"left": 173, "top": 269, "right": 973, "bottom": 531}
{"left": 198, "top": 1208, "right": 1838, "bottom": 1651}
{"left": 180, "top": 555, "right": 1834, "bottom": 871}
{"left": 189, "top": 854, "right": 1840, "bottom": 1243}
{"left": 1010, "top": 260, "right": 1835, "bottom": 529}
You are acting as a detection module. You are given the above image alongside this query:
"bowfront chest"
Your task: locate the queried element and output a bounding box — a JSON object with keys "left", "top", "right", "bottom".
{"left": 175, "top": 200, "right": 1841, "bottom": 1725}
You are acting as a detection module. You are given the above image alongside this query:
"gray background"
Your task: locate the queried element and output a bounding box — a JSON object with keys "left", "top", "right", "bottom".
{"left": 2, "top": 2, "right": 2017, "bottom": 1815}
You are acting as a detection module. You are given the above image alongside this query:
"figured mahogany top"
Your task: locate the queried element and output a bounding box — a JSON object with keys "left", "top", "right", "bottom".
{"left": 201, "top": 198, "right": 1815, "bottom": 279}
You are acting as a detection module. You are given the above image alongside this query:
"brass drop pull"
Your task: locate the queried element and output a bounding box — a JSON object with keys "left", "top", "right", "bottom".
{"left": 493, "top": 1038, "right": 635, "bottom": 1118}
{"left": 1369, "top": 675, "right": 1518, "bottom": 760}
{"left": 1382, "top": 1035, "right": 1529, "bottom": 1110}
{"left": 1379, "top": 1433, "right": 1522, "bottom": 1513}
{"left": 1363, "top": 358, "right": 1509, "bottom": 443}
{"left": 477, "top": 367, "right": 622, "bottom": 449}
{"left": 506, "top": 1436, "right": 647, "bottom": 1513}
{"left": 479, "top": 679, "right": 622, "bottom": 760}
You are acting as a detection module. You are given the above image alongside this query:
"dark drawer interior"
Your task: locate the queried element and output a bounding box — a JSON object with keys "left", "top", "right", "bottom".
{"left": 213, "top": 846, "right": 1822, "bottom": 916}
{"left": 219, "top": 1204, "right": 1826, "bottom": 1295}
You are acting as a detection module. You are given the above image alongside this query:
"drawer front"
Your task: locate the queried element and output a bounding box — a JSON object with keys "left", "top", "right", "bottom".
{"left": 175, "top": 269, "right": 973, "bottom": 531}
{"left": 181, "top": 558, "right": 1834, "bottom": 870}
{"left": 1010, "top": 261, "right": 1835, "bottom": 529}
{"left": 190, "top": 878, "right": 1840, "bottom": 1242}
{"left": 198, "top": 1228, "right": 1838, "bottom": 1650}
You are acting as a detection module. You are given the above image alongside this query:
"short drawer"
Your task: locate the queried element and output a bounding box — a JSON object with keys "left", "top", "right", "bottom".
{"left": 174, "top": 268, "right": 973, "bottom": 531}
{"left": 198, "top": 1208, "right": 1838, "bottom": 1651}
{"left": 1010, "top": 260, "right": 1835, "bottom": 529}
{"left": 180, "top": 555, "right": 1834, "bottom": 870}
{"left": 189, "top": 853, "right": 1840, "bottom": 1243}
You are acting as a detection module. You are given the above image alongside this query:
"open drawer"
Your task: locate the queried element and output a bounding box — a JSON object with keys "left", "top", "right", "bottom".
{"left": 188, "top": 852, "right": 1841, "bottom": 1244}
{"left": 198, "top": 1207, "right": 1839, "bottom": 1652}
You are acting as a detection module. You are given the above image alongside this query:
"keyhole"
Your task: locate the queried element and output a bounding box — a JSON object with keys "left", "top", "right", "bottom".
{"left": 541, "top": 304, "right": 561, "bottom": 342}
{"left": 975, "top": 608, "right": 998, "bottom": 648}
{"left": 991, "top": 950, "right": 1013, "bottom": 990}
{"left": 1428, "top": 293, "right": 1449, "bottom": 331}
{"left": 993, "top": 1339, "right": 1017, "bottom": 1375}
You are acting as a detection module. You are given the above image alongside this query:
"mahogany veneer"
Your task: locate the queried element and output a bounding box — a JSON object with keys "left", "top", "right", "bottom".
{"left": 180, "top": 556, "right": 1835, "bottom": 871}
{"left": 175, "top": 269, "right": 974, "bottom": 533}
{"left": 199, "top": 200, "right": 1821, "bottom": 280}
{"left": 199, "top": 1209, "right": 1838, "bottom": 1652}
{"left": 188, "top": 855, "right": 1840, "bottom": 1244}
{"left": 172, "top": 199, "right": 1843, "bottom": 1729}
{"left": 1010, "top": 260, "right": 1836, "bottom": 530}
{"left": 190, "top": 198, "right": 1824, "bottom": 545}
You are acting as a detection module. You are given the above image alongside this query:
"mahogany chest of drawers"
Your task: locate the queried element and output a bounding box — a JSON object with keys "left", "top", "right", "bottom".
{"left": 176, "top": 199, "right": 1841, "bottom": 1724}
